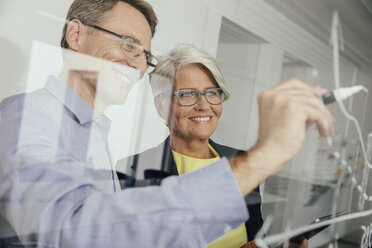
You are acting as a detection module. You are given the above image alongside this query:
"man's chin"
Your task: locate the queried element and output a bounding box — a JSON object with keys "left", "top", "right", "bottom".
{"left": 112, "top": 95, "right": 129, "bottom": 105}
{"left": 99, "top": 93, "right": 129, "bottom": 109}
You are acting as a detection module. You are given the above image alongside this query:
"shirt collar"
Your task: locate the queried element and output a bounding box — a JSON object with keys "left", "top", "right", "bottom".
{"left": 44, "top": 75, "right": 101, "bottom": 124}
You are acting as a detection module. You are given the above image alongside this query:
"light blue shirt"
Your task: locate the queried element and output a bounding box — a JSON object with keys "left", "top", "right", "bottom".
{"left": 0, "top": 76, "right": 249, "bottom": 247}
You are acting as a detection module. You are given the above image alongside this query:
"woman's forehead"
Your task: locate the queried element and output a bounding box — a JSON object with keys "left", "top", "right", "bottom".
{"left": 175, "top": 65, "right": 216, "bottom": 88}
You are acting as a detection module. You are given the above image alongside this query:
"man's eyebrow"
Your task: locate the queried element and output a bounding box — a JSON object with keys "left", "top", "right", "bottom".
{"left": 115, "top": 29, "right": 143, "bottom": 45}
{"left": 122, "top": 34, "right": 141, "bottom": 44}
{"left": 121, "top": 33, "right": 151, "bottom": 51}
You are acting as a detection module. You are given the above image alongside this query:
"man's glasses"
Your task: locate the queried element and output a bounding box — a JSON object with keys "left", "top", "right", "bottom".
{"left": 172, "top": 88, "right": 225, "bottom": 107}
{"left": 84, "top": 23, "right": 158, "bottom": 72}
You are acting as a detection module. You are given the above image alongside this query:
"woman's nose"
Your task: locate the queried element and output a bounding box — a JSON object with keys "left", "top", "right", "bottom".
{"left": 194, "top": 94, "right": 209, "bottom": 110}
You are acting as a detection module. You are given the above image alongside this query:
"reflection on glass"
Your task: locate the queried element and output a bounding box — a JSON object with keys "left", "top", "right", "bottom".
{"left": 0, "top": 0, "right": 371, "bottom": 247}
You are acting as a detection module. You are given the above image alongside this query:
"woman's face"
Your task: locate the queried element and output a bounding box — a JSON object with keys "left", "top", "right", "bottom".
{"left": 168, "top": 64, "right": 223, "bottom": 142}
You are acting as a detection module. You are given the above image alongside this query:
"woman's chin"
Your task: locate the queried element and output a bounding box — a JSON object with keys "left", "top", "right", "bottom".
{"left": 189, "top": 132, "right": 213, "bottom": 142}
{"left": 172, "top": 128, "right": 215, "bottom": 142}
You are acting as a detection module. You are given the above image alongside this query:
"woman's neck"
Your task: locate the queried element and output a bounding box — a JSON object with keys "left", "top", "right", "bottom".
{"left": 170, "top": 135, "right": 214, "bottom": 159}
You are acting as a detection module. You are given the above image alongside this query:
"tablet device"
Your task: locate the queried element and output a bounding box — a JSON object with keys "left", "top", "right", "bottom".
{"left": 272, "top": 211, "right": 348, "bottom": 248}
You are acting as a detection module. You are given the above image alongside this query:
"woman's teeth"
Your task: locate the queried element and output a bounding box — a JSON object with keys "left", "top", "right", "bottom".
{"left": 190, "top": 117, "right": 211, "bottom": 122}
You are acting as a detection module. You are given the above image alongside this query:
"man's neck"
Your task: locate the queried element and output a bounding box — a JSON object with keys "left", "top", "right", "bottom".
{"left": 59, "top": 67, "right": 107, "bottom": 115}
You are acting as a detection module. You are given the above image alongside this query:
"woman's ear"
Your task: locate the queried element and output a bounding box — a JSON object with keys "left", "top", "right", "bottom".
{"left": 154, "top": 96, "right": 170, "bottom": 122}
{"left": 65, "top": 19, "right": 85, "bottom": 51}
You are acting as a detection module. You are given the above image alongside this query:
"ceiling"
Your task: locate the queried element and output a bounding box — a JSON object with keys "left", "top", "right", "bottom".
{"left": 263, "top": 0, "right": 372, "bottom": 70}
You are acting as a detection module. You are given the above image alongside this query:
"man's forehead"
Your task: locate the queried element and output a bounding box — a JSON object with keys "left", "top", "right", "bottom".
{"left": 103, "top": 1, "right": 152, "bottom": 49}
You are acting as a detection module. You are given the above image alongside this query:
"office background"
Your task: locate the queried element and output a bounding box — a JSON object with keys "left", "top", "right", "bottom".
{"left": 1, "top": 0, "right": 372, "bottom": 246}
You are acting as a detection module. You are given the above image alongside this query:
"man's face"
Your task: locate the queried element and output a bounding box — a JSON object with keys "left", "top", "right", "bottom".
{"left": 79, "top": 2, "right": 152, "bottom": 75}
{"left": 71, "top": 2, "right": 152, "bottom": 108}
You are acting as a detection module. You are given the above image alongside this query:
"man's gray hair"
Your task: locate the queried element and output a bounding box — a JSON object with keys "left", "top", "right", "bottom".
{"left": 61, "top": 0, "right": 157, "bottom": 49}
{"left": 150, "top": 44, "right": 230, "bottom": 100}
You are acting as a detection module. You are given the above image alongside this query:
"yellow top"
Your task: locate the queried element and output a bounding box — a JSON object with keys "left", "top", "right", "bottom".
{"left": 172, "top": 144, "right": 247, "bottom": 248}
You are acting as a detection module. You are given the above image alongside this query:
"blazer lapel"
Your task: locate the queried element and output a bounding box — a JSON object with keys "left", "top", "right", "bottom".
{"left": 163, "top": 136, "right": 179, "bottom": 176}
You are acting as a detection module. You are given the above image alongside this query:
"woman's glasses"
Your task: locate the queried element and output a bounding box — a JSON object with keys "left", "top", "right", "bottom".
{"left": 172, "top": 88, "right": 225, "bottom": 106}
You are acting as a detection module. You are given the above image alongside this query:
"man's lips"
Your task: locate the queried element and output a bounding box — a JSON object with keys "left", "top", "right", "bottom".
{"left": 111, "top": 63, "right": 140, "bottom": 87}
{"left": 114, "top": 70, "right": 133, "bottom": 87}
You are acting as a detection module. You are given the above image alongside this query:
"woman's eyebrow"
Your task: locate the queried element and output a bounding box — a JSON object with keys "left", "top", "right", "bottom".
{"left": 177, "top": 87, "right": 218, "bottom": 91}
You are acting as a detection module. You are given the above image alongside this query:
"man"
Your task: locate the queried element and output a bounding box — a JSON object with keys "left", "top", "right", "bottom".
{"left": 0, "top": 0, "right": 334, "bottom": 247}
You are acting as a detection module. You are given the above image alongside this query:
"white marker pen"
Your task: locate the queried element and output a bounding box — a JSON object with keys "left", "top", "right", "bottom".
{"left": 322, "top": 85, "right": 367, "bottom": 105}
{"left": 320, "top": 85, "right": 367, "bottom": 146}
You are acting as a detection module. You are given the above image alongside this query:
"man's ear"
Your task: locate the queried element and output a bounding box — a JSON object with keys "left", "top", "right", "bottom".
{"left": 65, "top": 19, "right": 85, "bottom": 51}
{"left": 154, "top": 96, "right": 170, "bottom": 121}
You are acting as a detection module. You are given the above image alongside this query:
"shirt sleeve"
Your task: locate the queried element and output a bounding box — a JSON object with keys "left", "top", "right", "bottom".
{"left": 0, "top": 96, "right": 249, "bottom": 248}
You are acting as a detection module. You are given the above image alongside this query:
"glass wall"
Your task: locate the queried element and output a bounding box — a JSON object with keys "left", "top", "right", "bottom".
{"left": 0, "top": 0, "right": 371, "bottom": 247}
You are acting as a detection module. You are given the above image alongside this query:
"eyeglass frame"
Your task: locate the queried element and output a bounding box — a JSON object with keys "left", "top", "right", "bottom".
{"left": 171, "top": 88, "right": 226, "bottom": 107}
{"left": 83, "top": 23, "right": 157, "bottom": 68}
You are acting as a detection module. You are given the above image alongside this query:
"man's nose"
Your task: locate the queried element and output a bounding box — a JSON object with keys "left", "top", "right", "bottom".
{"left": 126, "top": 55, "right": 147, "bottom": 77}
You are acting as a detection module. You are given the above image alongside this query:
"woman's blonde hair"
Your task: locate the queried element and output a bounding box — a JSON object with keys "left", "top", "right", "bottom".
{"left": 150, "top": 44, "right": 230, "bottom": 100}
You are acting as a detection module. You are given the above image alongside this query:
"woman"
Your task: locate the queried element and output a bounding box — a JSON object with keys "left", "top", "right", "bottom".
{"left": 120, "top": 44, "right": 263, "bottom": 248}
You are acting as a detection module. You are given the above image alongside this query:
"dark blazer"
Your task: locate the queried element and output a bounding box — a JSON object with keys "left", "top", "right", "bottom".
{"left": 117, "top": 136, "right": 263, "bottom": 241}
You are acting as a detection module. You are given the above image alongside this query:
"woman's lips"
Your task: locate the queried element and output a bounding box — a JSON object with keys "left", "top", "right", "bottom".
{"left": 189, "top": 116, "right": 212, "bottom": 123}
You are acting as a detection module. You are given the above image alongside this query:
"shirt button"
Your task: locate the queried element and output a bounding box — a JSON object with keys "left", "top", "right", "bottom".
{"left": 224, "top": 225, "right": 232, "bottom": 233}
